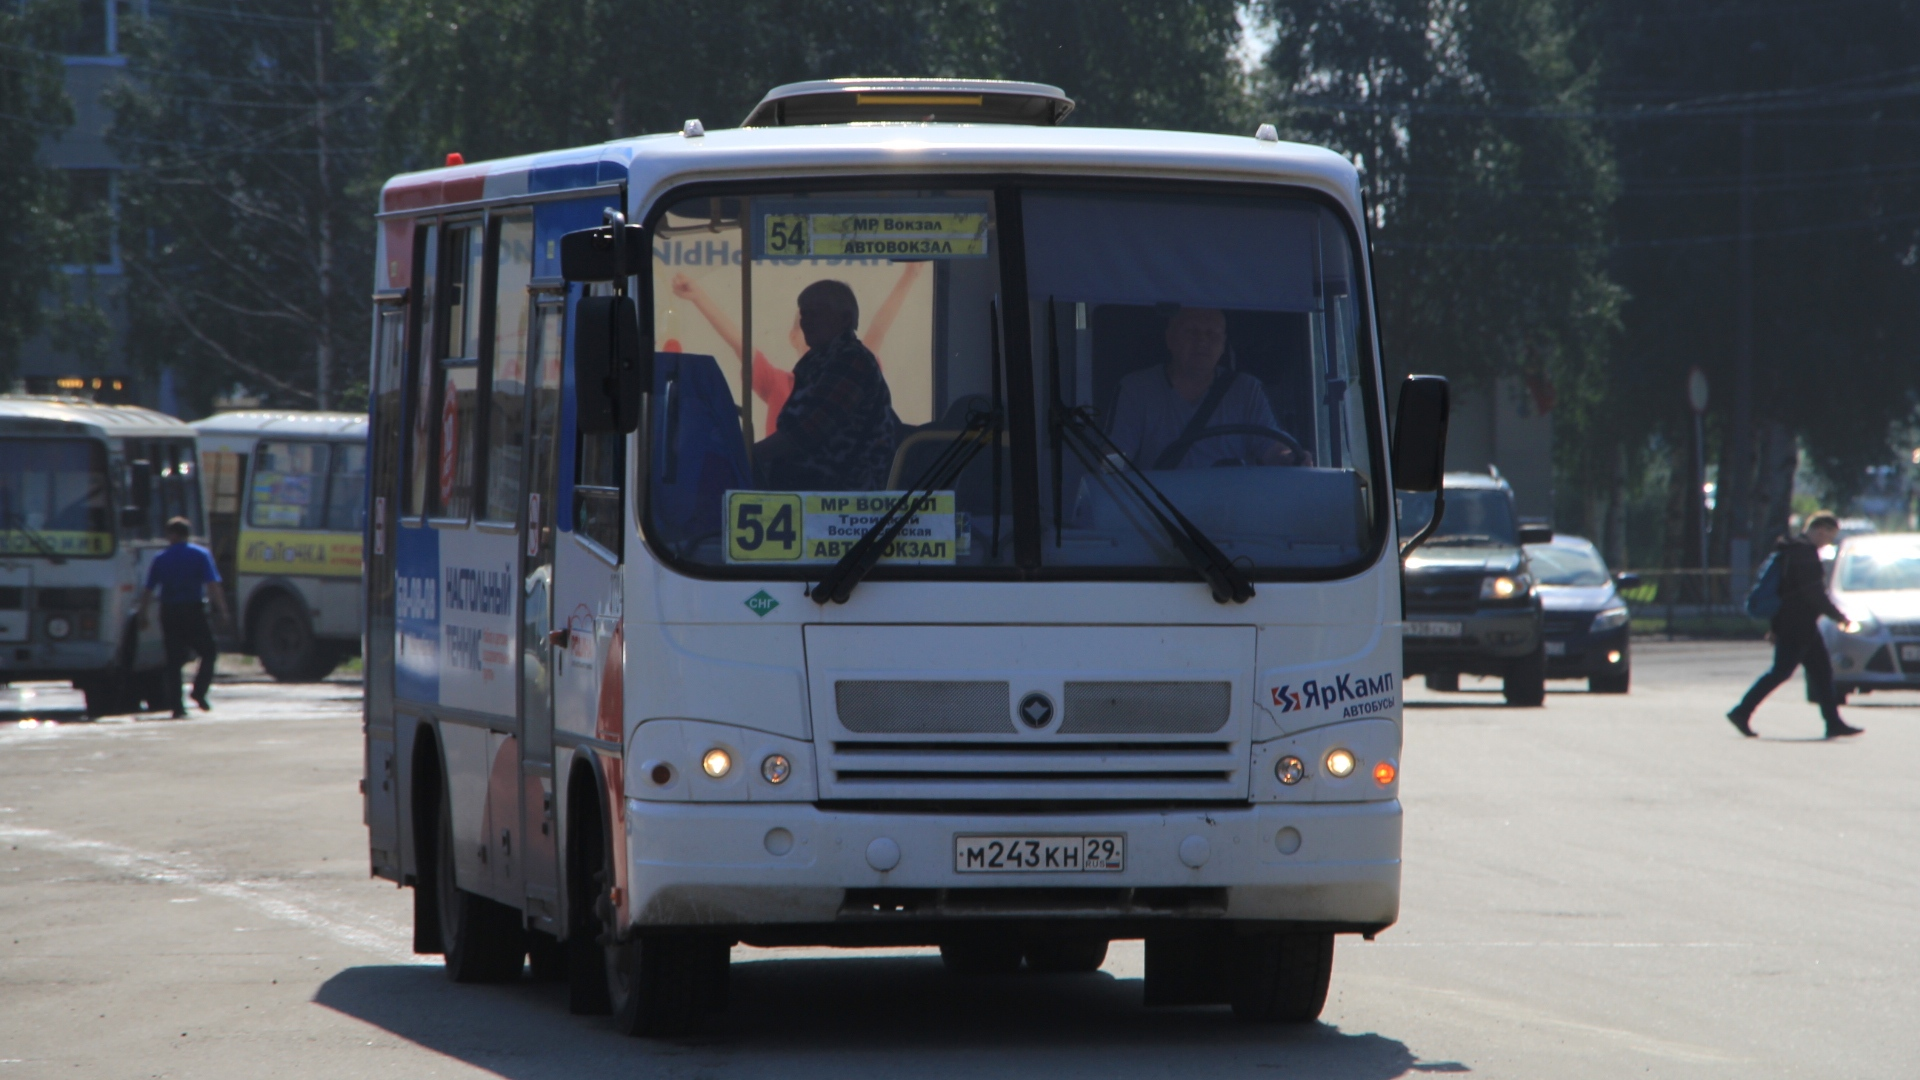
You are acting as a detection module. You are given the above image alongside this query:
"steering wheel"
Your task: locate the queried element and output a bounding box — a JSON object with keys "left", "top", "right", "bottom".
{"left": 1158, "top": 424, "right": 1311, "bottom": 469}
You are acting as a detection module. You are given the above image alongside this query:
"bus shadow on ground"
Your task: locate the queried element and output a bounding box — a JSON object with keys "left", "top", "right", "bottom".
{"left": 317, "top": 955, "right": 1439, "bottom": 1079}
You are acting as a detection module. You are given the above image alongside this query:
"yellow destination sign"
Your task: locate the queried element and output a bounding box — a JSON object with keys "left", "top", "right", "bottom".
{"left": 725, "top": 490, "right": 959, "bottom": 565}
{"left": 0, "top": 531, "right": 112, "bottom": 556}
{"left": 763, "top": 211, "right": 989, "bottom": 259}
{"left": 238, "top": 529, "right": 364, "bottom": 577}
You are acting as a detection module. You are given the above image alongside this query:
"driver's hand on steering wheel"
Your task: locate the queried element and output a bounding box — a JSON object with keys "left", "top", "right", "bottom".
{"left": 1262, "top": 442, "right": 1312, "bottom": 467}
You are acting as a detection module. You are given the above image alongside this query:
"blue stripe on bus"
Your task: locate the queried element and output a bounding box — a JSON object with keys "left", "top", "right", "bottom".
{"left": 533, "top": 196, "right": 621, "bottom": 280}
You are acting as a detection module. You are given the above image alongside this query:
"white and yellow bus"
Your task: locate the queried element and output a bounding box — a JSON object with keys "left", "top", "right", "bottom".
{"left": 362, "top": 78, "right": 1450, "bottom": 1035}
{"left": 0, "top": 396, "right": 206, "bottom": 714}
{"left": 192, "top": 411, "right": 367, "bottom": 681}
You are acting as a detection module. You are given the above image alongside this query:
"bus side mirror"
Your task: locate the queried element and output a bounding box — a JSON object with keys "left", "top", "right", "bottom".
{"left": 1519, "top": 524, "right": 1554, "bottom": 545}
{"left": 560, "top": 224, "right": 647, "bottom": 282}
{"left": 574, "top": 295, "right": 646, "bottom": 434}
{"left": 1391, "top": 375, "right": 1449, "bottom": 493}
{"left": 1615, "top": 571, "right": 1643, "bottom": 591}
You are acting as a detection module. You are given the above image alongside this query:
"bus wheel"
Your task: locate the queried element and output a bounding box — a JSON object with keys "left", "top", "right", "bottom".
{"left": 940, "top": 934, "right": 1024, "bottom": 974}
{"left": 256, "top": 596, "right": 333, "bottom": 682}
{"left": 1230, "top": 932, "right": 1334, "bottom": 1023}
{"left": 609, "top": 934, "right": 729, "bottom": 1037}
{"left": 528, "top": 931, "right": 568, "bottom": 982}
{"left": 434, "top": 787, "right": 527, "bottom": 983}
{"left": 1025, "top": 935, "right": 1109, "bottom": 974}
{"left": 1425, "top": 672, "right": 1459, "bottom": 692}
{"left": 79, "top": 679, "right": 133, "bottom": 718}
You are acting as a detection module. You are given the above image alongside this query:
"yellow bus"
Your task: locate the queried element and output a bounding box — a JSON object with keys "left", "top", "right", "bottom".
{"left": 192, "top": 411, "right": 366, "bottom": 680}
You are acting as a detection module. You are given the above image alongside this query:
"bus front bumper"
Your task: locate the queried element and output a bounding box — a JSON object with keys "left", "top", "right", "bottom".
{"left": 622, "top": 800, "right": 1400, "bottom": 933}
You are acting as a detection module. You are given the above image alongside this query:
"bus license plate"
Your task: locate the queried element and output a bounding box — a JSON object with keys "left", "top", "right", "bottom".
{"left": 954, "top": 835, "right": 1124, "bottom": 873}
{"left": 1406, "top": 621, "right": 1463, "bottom": 638}
{"left": 1901, "top": 644, "right": 1920, "bottom": 663}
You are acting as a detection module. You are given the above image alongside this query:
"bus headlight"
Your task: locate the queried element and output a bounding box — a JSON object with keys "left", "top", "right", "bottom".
{"left": 761, "top": 753, "right": 791, "bottom": 784}
{"left": 701, "top": 748, "right": 732, "bottom": 778}
{"left": 1325, "top": 748, "right": 1356, "bottom": 778}
{"left": 1275, "top": 756, "right": 1305, "bottom": 785}
{"left": 45, "top": 616, "right": 71, "bottom": 640}
{"left": 1839, "top": 614, "right": 1878, "bottom": 635}
{"left": 1590, "top": 606, "right": 1629, "bottom": 633}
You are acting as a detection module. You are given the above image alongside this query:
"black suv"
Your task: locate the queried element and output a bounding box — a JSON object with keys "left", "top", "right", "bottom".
{"left": 1398, "top": 471, "right": 1550, "bottom": 706}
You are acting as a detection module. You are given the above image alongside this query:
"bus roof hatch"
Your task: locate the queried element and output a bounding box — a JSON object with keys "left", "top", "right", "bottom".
{"left": 741, "top": 78, "right": 1074, "bottom": 128}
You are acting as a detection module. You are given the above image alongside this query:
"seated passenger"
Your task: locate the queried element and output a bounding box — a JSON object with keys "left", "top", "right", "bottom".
{"left": 1106, "top": 306, "right": 1310, "bottom": 469}
{"left": 754, "top": 279, "right": 898, "bottom": 490}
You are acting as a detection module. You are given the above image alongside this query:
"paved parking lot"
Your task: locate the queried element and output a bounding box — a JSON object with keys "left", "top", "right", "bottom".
{"left": 1, "top": 641, "right": 1914, "bottom": 1078}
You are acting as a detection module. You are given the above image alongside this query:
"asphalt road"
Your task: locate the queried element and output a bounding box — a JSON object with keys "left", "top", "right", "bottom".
{"left": 1, "top": 641, "right": 1915, "bottom": 1079}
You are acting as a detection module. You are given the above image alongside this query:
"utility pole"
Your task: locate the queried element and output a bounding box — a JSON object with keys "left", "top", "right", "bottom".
{"left": 1727, "top": 111, "right": 1756, "bottom": 592}
{"left": 313, "top": 0, "right": 333, "bottom": 411}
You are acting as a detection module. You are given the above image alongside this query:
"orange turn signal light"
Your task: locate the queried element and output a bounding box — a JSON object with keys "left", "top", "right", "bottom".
{"left": 1374, "top": 761, "right": 1397, "bottom": 785}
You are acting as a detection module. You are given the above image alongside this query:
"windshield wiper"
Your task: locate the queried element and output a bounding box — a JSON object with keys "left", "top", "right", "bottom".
{"left": 0, "top": 505, "right": 65, "bottom": 563}
{"left": 1053, "top": 408, "right": 1253, "bottom": 604}
{"left": 810, "top": 405, "right": 999, "bottom": 605}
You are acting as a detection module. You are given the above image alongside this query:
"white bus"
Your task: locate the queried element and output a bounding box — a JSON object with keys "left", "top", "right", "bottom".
{"left": 362, "top": 78, "right": 1449, "bottom": 1035}
{"left": 192, "top": 411, "right": 367, "bottom": 681}
{"left": 0, "top": 396, "right": 206, "bottom": 715}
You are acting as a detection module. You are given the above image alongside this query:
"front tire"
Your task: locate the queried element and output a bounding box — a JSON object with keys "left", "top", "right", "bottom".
{"left": 1504, "top": 644, "right": 1547, "bottom": 707}
{"left": 1425, "top": 672, "right": 1459, "bottom": 692}
{"left": 1590, "top": 669, "right": 1630, "bottom": 694}
{"left": 608, "top": 934, "right": 730, "bottom": 1037}
{"left": 1230, "top": 933, "right": 1334, "bottom": 1023}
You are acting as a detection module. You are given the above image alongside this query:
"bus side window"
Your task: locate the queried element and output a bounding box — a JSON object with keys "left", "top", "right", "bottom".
{"left": 575, "top": 430, "right": 622, "bottom": 557}
{"left": 432, "top": 221, "right": 484, "bottom": 521}
{"left": 328, "top": 442, "right": 367, "bottom": 532}
{"left": 251, "top": 441, "right": 329, "bottom": 531}
{"left": 482, "top": 213, "right": 534, "bottom": 523}
{"left": 404, "top": 223, "right": 438, "bottom": 519}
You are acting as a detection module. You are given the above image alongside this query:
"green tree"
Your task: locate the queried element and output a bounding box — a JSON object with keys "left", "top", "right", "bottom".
{"left": 1255, "top": 0, "right": 1621, "bottom": 409}
{"left": 109, "top": 0, "right": 377, "bottom": 413}
{"left": 357, "top": 0, "right": 1249, "bottom": 177}
{"left": 0, "top": 2, "right": 75, "bottom": 380}
{"left": 1591, "top": 0, "right": 1920, "bottom": 561}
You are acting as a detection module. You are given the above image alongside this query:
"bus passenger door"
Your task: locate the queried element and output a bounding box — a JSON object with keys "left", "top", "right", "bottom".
{"left": 518, "top": 296, "right": 565, "bottom": 929}
{"left": 364, "top": 301, "right": 407, "bottom": 879}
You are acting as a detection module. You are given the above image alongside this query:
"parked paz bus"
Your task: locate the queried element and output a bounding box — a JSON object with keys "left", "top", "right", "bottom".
{"left": 192, "top": 411, "right": 367, "bottom": 681}
{"left": 362, "top": 78, "right": 1449, "bottom": 1035}
{"left": 0, "top": 396, "right": 205, "bottom": 715}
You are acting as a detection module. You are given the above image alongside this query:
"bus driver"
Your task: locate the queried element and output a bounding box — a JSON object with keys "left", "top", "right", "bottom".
{"left": 753, "top": 279, "right": 899, "bottom": 491}
{"left": 1106, "top": 306, "right": 1310, "bottom": 470}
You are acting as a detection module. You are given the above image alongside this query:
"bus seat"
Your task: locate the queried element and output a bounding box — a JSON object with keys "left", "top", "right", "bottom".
{"left": 887, "top": 424, "right": 1006, "bottom": 515}
{"left": 651, "top": 353, "right": 750, "bottom": 544}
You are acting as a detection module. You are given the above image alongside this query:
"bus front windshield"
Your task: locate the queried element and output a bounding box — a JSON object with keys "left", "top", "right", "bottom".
{"left": 0, "top": 438, "right": 114, "bottom": 557}
{"left": 645, "top": 185, "right": 1381, "bottom": 579}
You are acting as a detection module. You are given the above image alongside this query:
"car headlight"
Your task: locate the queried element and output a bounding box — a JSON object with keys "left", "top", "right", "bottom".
{"left": 1481, "top": 573, "right": 1531, "bottom": 600}
{"left": 1590, "top": 606, "right": 1629, "bottom": 633}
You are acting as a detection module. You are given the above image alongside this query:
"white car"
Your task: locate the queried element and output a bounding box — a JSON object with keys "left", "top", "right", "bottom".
{"left": 1822, "top": 532, "right": 1920, "bottom": 699}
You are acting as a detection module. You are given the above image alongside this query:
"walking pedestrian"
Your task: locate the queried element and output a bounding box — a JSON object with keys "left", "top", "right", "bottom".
{"left": 1727, "top": 512, "right": 1863, "bottom": 738}
{"left": 134, "top": 517, "right": 229, "bottom": 718}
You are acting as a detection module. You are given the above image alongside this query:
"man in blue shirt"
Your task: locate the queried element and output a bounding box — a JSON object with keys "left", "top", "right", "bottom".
{"left": 134, "top": 517, "right": 230, "bottom": 718}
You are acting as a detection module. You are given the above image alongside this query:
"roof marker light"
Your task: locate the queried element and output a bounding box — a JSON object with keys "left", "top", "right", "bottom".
{"left": 683, "top": 119, "right": 706, "bottom": 138}
{"left": 1255, "top": 123, "right": 1279, "bottom": 142}
{"left": 445, "top": 152, "right": 464, "bottom": 166}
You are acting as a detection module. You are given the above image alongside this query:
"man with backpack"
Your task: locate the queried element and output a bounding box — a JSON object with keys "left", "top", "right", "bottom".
{"left": 1729, "top": 512, "right": 1863, "bottom": 738}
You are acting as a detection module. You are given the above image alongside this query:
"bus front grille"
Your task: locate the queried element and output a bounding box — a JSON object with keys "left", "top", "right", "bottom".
{"left": 836, "top": 680, "right": 1011, "bottom": 733}
{"left": 824, "top": 740, "right": 1243, "bottom": 796}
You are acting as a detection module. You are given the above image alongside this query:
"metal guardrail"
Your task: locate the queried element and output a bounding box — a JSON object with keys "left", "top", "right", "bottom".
{"left": 1617, "top": 568, "right": 1768, "bottom": 639}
